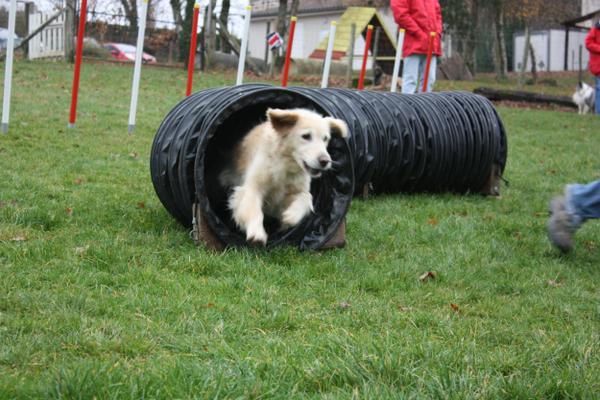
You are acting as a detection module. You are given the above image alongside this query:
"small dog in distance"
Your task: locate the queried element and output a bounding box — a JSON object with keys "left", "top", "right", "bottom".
{"left": 572, "top": 81, "right": 595, "bottom": 114}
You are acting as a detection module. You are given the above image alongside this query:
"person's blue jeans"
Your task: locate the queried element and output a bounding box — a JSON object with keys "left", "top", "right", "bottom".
{"left": 565, "top": 179, "right": 600, "bottom": 227}
{"left": 402, "top": 55, "right": 437, "bottom": 94}
{"left": 596, "top": 77, "right": 600, "bottom": 114}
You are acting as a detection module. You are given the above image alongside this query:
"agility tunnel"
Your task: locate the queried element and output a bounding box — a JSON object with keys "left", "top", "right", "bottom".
{"left": 150, "top": 84, "right": 507, "bottom": 250}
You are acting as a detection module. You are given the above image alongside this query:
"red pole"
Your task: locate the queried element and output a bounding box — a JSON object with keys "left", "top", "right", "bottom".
{"left": 186, "top": 4, "right": 200, "bottom": 97}
{"left": 421, "top": 32, "right": 436, "bottom": 93}
{"left": 357, "top": 25, "right": 373, "bottom": 90}
{"left": 68, "top": 0, "right": 88, "bottom": 127}
{"left": 281, "top": 16, "right": 297, "bottom": 87}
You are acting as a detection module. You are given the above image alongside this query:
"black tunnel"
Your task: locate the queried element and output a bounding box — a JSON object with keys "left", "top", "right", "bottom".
{"left": 150, "top": 85, "right": 508, "bottom": 250}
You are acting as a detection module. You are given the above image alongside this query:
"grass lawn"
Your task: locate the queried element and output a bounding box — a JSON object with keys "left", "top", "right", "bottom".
{"left": 1, "top": 61, "right": 599, "bottom": 399}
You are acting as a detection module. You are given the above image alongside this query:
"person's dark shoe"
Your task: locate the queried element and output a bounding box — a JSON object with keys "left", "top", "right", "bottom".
{"left": 547, "top": 196, "right": 577, "bottom": 253}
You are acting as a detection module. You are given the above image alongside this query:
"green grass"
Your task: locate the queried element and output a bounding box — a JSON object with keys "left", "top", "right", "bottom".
{"left": 1, "top": 61, "right": 599, "bottom": 399}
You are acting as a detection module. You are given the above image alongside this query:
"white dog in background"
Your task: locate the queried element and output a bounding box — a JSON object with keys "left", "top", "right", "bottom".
{"left": 219, "top": 108, "right": 349, "bottom": 245}
{"left": 572, "top": 81, "right": 595, "bottom": 114}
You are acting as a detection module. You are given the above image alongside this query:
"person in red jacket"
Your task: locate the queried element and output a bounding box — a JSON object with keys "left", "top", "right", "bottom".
{"left": 585, "top": 17, "right": 600, "bottom": 114}
{"left": 391, "top": 0, "right": 443, "bottom": 94}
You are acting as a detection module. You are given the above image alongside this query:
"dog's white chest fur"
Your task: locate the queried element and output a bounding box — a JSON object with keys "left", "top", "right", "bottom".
{"left": 218, "top": 108, "right": 348, "bottom": 245}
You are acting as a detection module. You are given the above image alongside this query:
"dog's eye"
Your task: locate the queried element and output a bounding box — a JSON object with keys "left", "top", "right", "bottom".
{"left": 301, "top": 133, "right": 312, "bottom": 141}
{"left": 323, "top": 136, "right": 330, "bottom": 143}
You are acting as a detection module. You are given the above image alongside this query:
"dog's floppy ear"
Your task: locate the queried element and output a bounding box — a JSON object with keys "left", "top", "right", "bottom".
{"left": 325, "top": 117, "right": 349, "bottom": 139}
{"left": 267, "top": 108, "right": 299, "bottom": 132}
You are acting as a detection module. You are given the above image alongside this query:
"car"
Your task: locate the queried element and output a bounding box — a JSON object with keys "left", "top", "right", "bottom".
{"left": 103, "top": 42, "right": 157, "bottom": 64}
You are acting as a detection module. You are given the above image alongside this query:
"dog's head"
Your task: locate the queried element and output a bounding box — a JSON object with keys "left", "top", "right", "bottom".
{"left": 267, "top": 108, "right": 348, "bottom": 178}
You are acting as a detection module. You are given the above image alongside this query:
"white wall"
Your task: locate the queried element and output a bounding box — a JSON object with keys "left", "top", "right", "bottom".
{"left": 514, "top": 29, "right": 590, "bottom": 72}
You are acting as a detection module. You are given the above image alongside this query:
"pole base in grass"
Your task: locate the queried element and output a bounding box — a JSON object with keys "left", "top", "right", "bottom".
{"left": 1, "top": 123, "right": 7, "bottom": 133}
{"left": 128, "top": 125, "right": 135, "bottom": 134}
{"left": 68, "top": 123, "right": 75, "bottom": 129}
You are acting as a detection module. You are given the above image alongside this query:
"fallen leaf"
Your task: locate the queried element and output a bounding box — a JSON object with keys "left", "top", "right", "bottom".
{"left": 65, "top": 207, "right": 73, "bottom": 216}
{"left": 450, "top": 303, "right": 460, "bottom": 312}
{"left": 547, "top": 279, "right": 562, "bottom": 287}
{"left": 137, "top": 201, "right": 146, "bottom": 209}
{"left": 419, "top": 271, "right": 436, "bottom": 282}
{"left": 397, "top": 305, "right": 413, "bottom": 312}
{"left": 73, "top": 178, "right": 84, "bottom": 185}
{"left": 338, "top": 301, "right": 351, "bottom": 310}
{"left": 427, "top": 217, "right": 438, "bottom": 226}
{"left": 75, "top": 245, "right": 89, "bottom": 255}
{"left": 129, "top": 152, "right": 139, "bottom": 159}
{"left": 11, "top": 235, "right": 27, "bottom": 242}
{"left": 206, "top": 303, "right": 215, "bottom": 308}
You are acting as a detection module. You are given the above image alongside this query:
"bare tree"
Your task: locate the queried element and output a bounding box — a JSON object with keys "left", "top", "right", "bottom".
{"left": 220, "top": 0, "right": 231, "bottom": 53}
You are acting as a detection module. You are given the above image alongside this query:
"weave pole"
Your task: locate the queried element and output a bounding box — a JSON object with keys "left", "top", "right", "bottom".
{"left": 127, "top": 0, "right": 148, "bottom": 134}
{"left": 357, "top": 25, "right": 373, "bottom": 90}
{"left": 421, "top": 32, "right": 436, "bottom": 93}
{"left": 281, "top": 16, "right": 297, "bottom": 87}
{"left": 1, "top": 0, "right": 17, "bottom": 134}
{"left": 390, "top": 28, "right": 405, "bottom": 93}
{"left": 68, "top": 0, "right": 88, "bottom": 128}
{"left": 236, "top": 5, "right": 252, "bottom": 85}
{"left": 320, "top": 21, "right": 337, "bottom": 88}
{"left": 186, "top": 3, "right": 200, "bottom": 96}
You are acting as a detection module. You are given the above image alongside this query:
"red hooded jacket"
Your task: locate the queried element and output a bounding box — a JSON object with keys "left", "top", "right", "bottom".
{"left": 391, "top": 0, "right": 443, "bottom": 57}
{"left": 585, "top": 25, "right": 600, "bottom": 76}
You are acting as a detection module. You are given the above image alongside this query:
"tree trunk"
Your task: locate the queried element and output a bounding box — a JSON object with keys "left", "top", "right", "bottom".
{"left": 169, "top": 0, "right": 183, "bottom": 28}
{"left": 120, "top": 0, "right": 138, "bottom": 32}
{"left": 65, "top": 0, "right": 76, "bottom": 63}
{"left": 220, "top": 0, "right": 231, "bottom": 53}
{"left": 179, "top": 0, "right": 196, "bottom": 65}
{"left": 518, "top": 26, "right": 530, "bottom": 88}
{"left": 492, "top": 8, "right": 507, "bottom": 80}
{"left": 498, "top": 11, "right": 508, "bottom": 77}
{"left": 290, "top": 0, "right": 300, "bottom": 17}
{"left": 529, "top": 40, "right": 537, "bottom": 84}
{"left": 274, "top": 0, "right": 288, "bottom": 70}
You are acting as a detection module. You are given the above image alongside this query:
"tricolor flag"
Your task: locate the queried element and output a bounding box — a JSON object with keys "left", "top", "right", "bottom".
{"left": 267, "top": 32, "right": 283, "bottom": 51}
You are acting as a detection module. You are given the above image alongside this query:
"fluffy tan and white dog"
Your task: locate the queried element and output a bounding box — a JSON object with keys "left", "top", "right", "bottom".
{"left": 219, "top": 108, "right": 348, "bottom": 245}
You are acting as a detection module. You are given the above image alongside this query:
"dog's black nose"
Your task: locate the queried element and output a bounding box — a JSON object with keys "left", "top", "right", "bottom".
{"left": 319, "top": 157, "right": 330, "bottom": 168}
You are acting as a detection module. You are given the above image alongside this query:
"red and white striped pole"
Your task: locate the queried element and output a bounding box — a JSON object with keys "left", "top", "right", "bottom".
{"left": 186, "top": 2, "right": 200, "bottom": 96}
{"left": 68, "top": 0, "right": 88, "bottom": 128}
{"left": 357, "top": 25, "right": 373, "bottom": 90}
{"left": 421, "top": 32, "right": 436, "bottom": 93}
{"left": 281, "top": 16, "right": 297, "bottom": 87}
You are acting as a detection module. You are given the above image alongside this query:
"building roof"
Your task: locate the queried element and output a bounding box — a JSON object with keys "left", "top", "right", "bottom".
{"left": 251, "top": 0, "right": 345, "bottom": 17}
{"left": 562, "top": 8, "right": 600, "bottom": 29}
{"left": 309, "top": 7, "right": 398, "bottom": 74}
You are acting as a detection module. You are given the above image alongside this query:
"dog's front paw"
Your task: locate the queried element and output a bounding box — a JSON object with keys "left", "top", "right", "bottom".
{"left": 246, "top": 223, "right": 268, "bottom": 246}
{"left": 282, "top": 207, "right": 309, "bottom": 228}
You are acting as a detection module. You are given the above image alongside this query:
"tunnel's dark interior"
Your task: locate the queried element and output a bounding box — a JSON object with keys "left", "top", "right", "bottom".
{"left": 198, "top": 91, "right": 352, "bottom": 248}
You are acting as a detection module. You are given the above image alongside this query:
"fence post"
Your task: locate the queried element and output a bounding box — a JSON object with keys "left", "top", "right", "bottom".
{"left": 321, "top": 21, "right": 337, "bottom": 89}
{"left": 127, "top": 0, "right": 149, "bottom": 134}
{"left": 236, "top": 5, "right": 252, "bottom": 85}
{"left": 390, "top": 29, "right": 405, "bottom": 92}
{"left": 1, "top": 0, "right": 17, "bottom": 133}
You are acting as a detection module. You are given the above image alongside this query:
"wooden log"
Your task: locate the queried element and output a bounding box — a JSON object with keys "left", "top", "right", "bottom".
{"left": 473, "top": 87, "right": 576, "bottom": 109}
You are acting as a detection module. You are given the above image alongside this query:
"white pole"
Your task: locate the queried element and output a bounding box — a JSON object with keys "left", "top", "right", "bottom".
{"left": 2, "top": 0, "right": 18, "bottom": 134}
{"left": 321, "top": 21, "right": 337, "bottom": 89}
{"left": 236, "top": 5, "right": 252, "bottom": 85}
{"left": 390, "top": 28, "right": 405, "bottom": 93}
{"left": 128, "top": 0, "right": 149, "bottom": 133}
